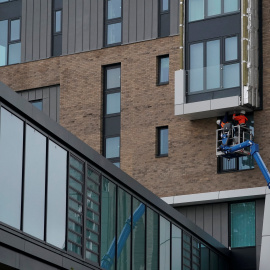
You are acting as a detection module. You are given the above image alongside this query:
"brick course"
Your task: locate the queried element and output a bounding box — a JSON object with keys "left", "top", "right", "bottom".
{"left": 0, "top": 4, "right": 270, "bottom": 197}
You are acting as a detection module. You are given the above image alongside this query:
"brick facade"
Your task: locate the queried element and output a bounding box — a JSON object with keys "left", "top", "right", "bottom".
{"left": 0, "top": 3, "right": 270, "bottom": 197}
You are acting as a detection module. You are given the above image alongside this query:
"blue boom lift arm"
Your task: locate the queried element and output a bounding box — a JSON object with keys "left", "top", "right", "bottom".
{"left": 218, "top": 132, "right": 270, "bottom": 189}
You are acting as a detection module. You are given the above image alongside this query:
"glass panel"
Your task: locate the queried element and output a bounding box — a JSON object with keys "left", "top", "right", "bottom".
{"left": 0, "top": 20, "right": 8, "bottom": 66}
{"left": 70, "top": 167, "right": 83, "bottom": 182}
{"left": 23, "top": 125, "right": 46, "bottom": 240}
{"left": 159, "top": 128, "right": 168, "bottom": 155}
{"left": 47, "top": 140, "right": 67, "bottom": 249}
{"left": 86, "top": 250, "right": 98, "bottom": 263}
{"left": 106, "top": 137, "right": 120, "bottom": 158}
{"left": 189, "top": 0, "right": 204, "bottom": 22}
{"left": 86, "top": 230, "right": 99, "bottom": 243}
{"left": 8, "top": 42, "right": 21, "bottom": 65}
{"left": 183, "top": 232, "right": 191, "bottom": 268}
{"left": 88, "top": 167, "right": 100, "bottom": 182}
{"left": 172, "top": 225, "right": 182, "bottom": 270}
{"left": 68, "top": 231, "right": 82, "bottom": 245}
{"left": 70, "top": 199, "right": 83, "bottom": 213}
{"left": 108, "top": 0, "right": 122, "bottom": 19}
{"left": 117, "top": 189, "right": 131, "bottom": 270}
{"left": 68, "top": 220, "right": 82, "bottom": 234}
{"left": 224, "top": 0, "right": 239, "bottom": 13}
{"left": 225, "top": 36, "right": 238, "bottom": 61}
{"left": 30, "top": 100, "right": 43, "bottom": 111}
{"left": 210, "top": 251, "right": 218, "bottom": 270}
{"left": 87, "top": 179, "right": 100, "bottom": 193}
{"left": 87, "top": 219, "right": 99, "bottom": 232}
{"left": 106, "top": 92, "right": 121, "bottom": 114}
{"left": 159, "top": 56, "right": 169, "bottom": 83}
{"left": 87, "top": 210, "right": 99, "bottom": 223}
{"left": 161, "top": 0, "right": 169, "bottom": 11}
{"left": 201, "top": 245, "right": 210, "bottom": 270}
{"left": 87, "top": 199, "right": 99, "bottom": 212}
{"left": 107, "top": 22, "right": 122, "bottom": 45}
{"left": 70, "top": 155, "right": 84, "bottom": 172}
{"left": 0, "top": 108, "right": 23, "bottom": 229}
{"left": 106, "top": 67, "right": 121, "bottom": 89}
{"left": 132, "top": 199, "right": 145, "bottom": 270}
{"left": 113, "top": 162, "right": 120, "bottom": 168}
{"left": 68, "top": 242, "right": 81, "bottom": 255}
{"left": 160, "top": 216, "right": 170, "bottom": 270}
{"left": 231, "top": 202, "right": 255, "bottom": 247}
{"left": 208, "top": 0, "right": 221, "bottom": 16}
{"left": 207, "top": 40, "right": 220, "bottom": 89}
{"left": 87, "top": 190, "right": 99, "bottom": 203}
{"left": 86, "top": 240, "right": 99, "bottom": 253}
{"left": 69, "top": 209, "right": 82, "bottom": 224}
{"left": 101, "top": 177, "right": 116, "bottom": 270}
{"left": 223, "top": 63, "right": 240, "bottom": 88}
{"left": 10, "top": 19, "right": 20, "bottom": 41}
{"left": 70, "top": 178, "right": 83, "bottom": 192}
{"left": 69, "top": 188, "right": 82, "bottom": 202}
{"left": 146, "top": 208, "right": 158, "bottom": 270}
{"left": 189, "top": 43, "right": 204, "bottom": 92}
{"left": 55, "top": 10, "right": 62, "bottom": 32}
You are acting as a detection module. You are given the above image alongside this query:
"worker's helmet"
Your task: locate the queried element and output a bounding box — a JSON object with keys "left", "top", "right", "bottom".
{"left": 240, "top": 110, "right": 246, "bottom": 114}
{"left": 216, "top": 120, "right": 221, "bottom": 125}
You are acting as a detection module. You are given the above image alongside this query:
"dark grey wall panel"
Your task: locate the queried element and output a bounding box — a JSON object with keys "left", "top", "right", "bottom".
{"left": 221, "top": 203, "right": 228, "bottom": 247}
{"left": 62, "top": 1, "right": 68, "bottom": 55}
{"left": 123, "top": 0, "right": 129, "bottom": 44}
{"left": 75, "top": 0, "right": 83, "bottom": 53}
{"left": 144, "top": 0, "right": 153, "bottom": 40}
{"left": 186, "top": 206, "right": 196, "bottom": 223}
{"left": 68, "top": 0, "right": 76, "bottom": 54}
{"left": 213, "top": 204, "right": 221, "bottom": 243}
{"left": 90, "top": 0, "right": 98, "bottom": 50}
{"left": 204, "top": 205, "right": 213, "bottom": 236}
{"left": 195, "top": 205, "right": 204, "bottom": 229}
{"left": 22, "top": 0, "right": 52, "bottom": 62}
{"left": 152, "top": 0, "right": 158, "bottom": 38}
{"left": 97, "top": 0, "right": 104, "bottom": 49}
{"left": 129, "top": 0, "right": 137, "bottom": 43}
{"left": 137, "top": 0, "right": 145, "bottom": 41}
{"left": 170, "top": 0, "right": 179, "bottom": 36}
{"left": 18, "top": 86, "right": 60, "bottom": 122}
{"left": 82, "top": 0, "right": 91, "bottom": 51}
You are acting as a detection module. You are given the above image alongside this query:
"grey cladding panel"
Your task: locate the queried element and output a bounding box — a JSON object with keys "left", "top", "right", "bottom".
{"left": 212, "top": 204, "right": 221, "bottom": 242}
{"left": 170, "top": 0, "right": 179, "bottom": 36}
{"left": 75, "top": 0, "right": 83, "bottom": 53}
{"left": 90, "top": 0, "right": 98, "bottom": 50}
{"left": 21, "top": 0, "right": 27, "bottom": 62}
{"left": 152, "top": 0, "right": 158, "bottom": 38}
{"left": 129, "top": 0, "right": 137, "bottom": 43}
{"left": 62, "top": 1, "right": 69, "bottom": 54}
{"left": 221, "top": 203, "right": 228, "bottom": 247}
{"left": 97, "top": 0, "right": 104, "bottom": 49}
{"left": 46, "top": 0, "right": 52, "bottom": 58}
{"left": 137, "top": 0, "right": 145, "bottom": 41}
{"left": 25, "top": 0, "right": 34, "bottom": 61}
{"left": 68, "top": 0, "right": 76, "bottom": 54}
{"left": 144, "top": 0, "right": 153, "bottom": 40}
{"left": 40, "top": 0, "right": 48, "bottom": 59}
{"left": 195, "top": 205, "right": 204, "bottom": 229}
{"left": 32, "top": 0, "right": 41, "bottom": 60}
{"left": 82, "top": 0, "right": 91, "bottom": 51}
{"left": 186, "top": 206, "right": 196, "bottom": 223}
{"left": 122, "top": 0, "right": 129, "bottom": 44}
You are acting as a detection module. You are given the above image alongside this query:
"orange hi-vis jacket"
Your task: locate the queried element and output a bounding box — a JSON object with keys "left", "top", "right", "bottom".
{"left": 233, "top": 114, "right": 248, "bottom": 125}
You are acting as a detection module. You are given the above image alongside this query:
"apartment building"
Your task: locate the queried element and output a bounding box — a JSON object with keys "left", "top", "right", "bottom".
{"left": 0, "top": 0, "right": 269, "bottom": 269}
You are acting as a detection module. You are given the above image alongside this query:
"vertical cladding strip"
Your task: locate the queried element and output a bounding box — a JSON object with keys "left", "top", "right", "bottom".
{"left": 212, "top": 204, "right": 221, "bottom": 243}
{"left": 256, "top": 199, "right": 264, "bottom": 270}
{"left": 123, "top": 0, "right": 129, "bottom": 44}
{"left": 68, "top": 0, "right": 76, "bottom": 54}
{"left": 195, "top": 205, "right": 204, "bottom": 229}
{"left": 56, "top": 86, "right": 60, "bottom": 122}
{"left": 152, "top": 0, "right": 158, "bottom": 39}
{"left": 25, "top": 0, "right": 34, "bottom": 62}
{"left": 21, "top": 0, "right": 27, "bottom": 62}
{"left": 62, "top": 0, "right": 68, "bottom": 55}
{"left": 97, "top": 0, "right": 104, "bottom": 49}
{"left": 170, "top": 0, "right": 179, "bottom": 36}
{"left": 46, "top": 0, "right": 52, "bottom": 58}
{"left": 129, "top": 0, "right": 137, "bottom": 43}
{"left": 144, "top": 0, "right": 153, "bottom": 40}
{"left": 203, "top": 205, "right": 213, "bottom": 236}
{"left": 75, "top": 0, "right": 83, "bottom": 53}
{"left": 179, "top": 0, "right": 184, "bottom": 69}
{"left": 186, "top": 206, "right": 196, "bottom": 223}
{"left": 39, "top": 0, "right": 48, "bottom": 59}
{"left": 36, "top": 89, "right": 42, "bottom": 100}
{"left": 82, "top": 0, "right": 90, "bottom": 51}
{"left": 90, "top": 0, "right": 98, "bottom": 50}
{"left": 43, "top": 88, "right": 50, "bottom": 117}
{"left": 28, "top": 89, "right": 35, "bottom": 100}
{"left": 32, "top": 0, "right": 41, "bottom": 60}
{"left": 136, "top": 0, "right": 145, "bottom": 41}
{"left": 49, "top": 86, "right": 57, "bottom": 121}
{"left": 220, "top": 203, "right": 228, "bottom": 248}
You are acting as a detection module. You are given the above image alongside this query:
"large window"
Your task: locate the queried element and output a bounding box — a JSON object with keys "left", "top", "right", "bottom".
{"left": 189, "top": 36, "right": 240, "bottom": 93}
{"left": 189, "top": 0, "right": 240, "bottom": 22}
{"left": 103, "top": 65, "right": 121, "bottom": 167}
{"left": 0, "top": 18, "right": 21, "bottom": 66}
{"left": 230, "top": 202, "right": 255, "bottom": 248}
{"left": 105, "top": 0, "right": 122, "bottom": 46}
{"left": 159, "top": 0, "right": 170, "bottom": 37}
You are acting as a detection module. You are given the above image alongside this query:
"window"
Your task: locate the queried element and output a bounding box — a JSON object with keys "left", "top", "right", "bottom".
{"left": 189, "top": 0, "right": 240, "bottom": 22}
{"left": 105, "top": 0, "right": 122, "bottom": 46}
{"left": 218, "top": 113, "right": 254, "bottom": 172}
{"left": 230, "top": 202, "right": 255, "bottom": 248}
{"left": 157, "top": 126, "right": 168, "bottom": 156}
{"left": 52, "top": 0, "right": 62, "bottom": 56}
{"left": 0, "top": 18, "right": 21, "bottom": 66}
{"left": 159, "top": 0, "right": 170, "bottom": 37}
{"left": 158, "top": 55, "right": 169, "bottom": 85}
{"left": 103, "top": 65, "right": 121, "bottom": 166}
{"left": 188, "top": 36, "right": 240, "bottom": 94}
{"left": 30, "top": 100, "right": 43, "bottom": 111}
